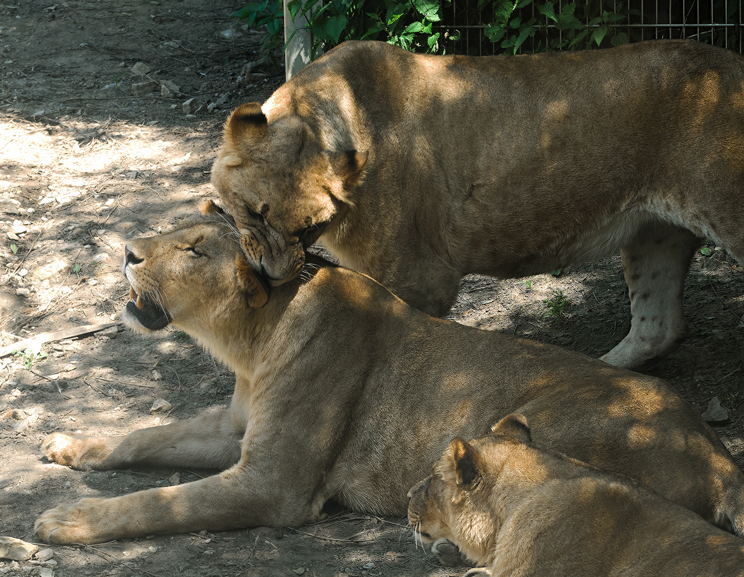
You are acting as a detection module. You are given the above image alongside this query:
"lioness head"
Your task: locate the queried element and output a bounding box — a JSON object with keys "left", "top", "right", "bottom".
{"left": 121, "top": 201, "right": 269, "bottom": 339}
{"left": 211, "top": 103, "right": 367, "bottom": 286}
{"left": 407, "top": 414, "right": 533, "bottom": 566}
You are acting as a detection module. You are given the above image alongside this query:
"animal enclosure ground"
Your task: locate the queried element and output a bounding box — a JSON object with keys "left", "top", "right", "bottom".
{"left": 1, "top": 1, "right": 744, "bottom": 576}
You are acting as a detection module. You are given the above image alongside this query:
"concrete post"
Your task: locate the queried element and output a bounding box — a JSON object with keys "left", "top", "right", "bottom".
{"left": 283, "top": 0, "right": 319, "bottom": 81}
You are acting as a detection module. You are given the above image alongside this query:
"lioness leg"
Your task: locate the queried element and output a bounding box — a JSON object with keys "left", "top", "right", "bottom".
{"left": 34, "top": 463, "right": 313, "bottom": 544}
{"left": 600, "top": 221, "right": 699, "bottom": 369}
{"left": 43, "top": 407, "right": 245, "bottom": 471}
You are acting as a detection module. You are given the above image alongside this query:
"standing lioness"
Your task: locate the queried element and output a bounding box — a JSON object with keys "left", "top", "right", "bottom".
{"left": 211, "top": 39, "right": 744, "bottom": 369}
{"left": 408, "top": 414, "right": 744, "bottom": 577}
{"left": 34, "top": 205, "right": 744, "bottom": 544}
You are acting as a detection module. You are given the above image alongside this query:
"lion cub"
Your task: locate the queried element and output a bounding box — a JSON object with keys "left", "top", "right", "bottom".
{"left": 408, "top": 414, "right": 744, "bottom": 577}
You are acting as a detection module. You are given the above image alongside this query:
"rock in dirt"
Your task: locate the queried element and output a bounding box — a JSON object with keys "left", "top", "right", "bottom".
{"left": 0, "top": 199, "right": 22, "bottom": 215}
{"left": 182, "top": 98, "right": 199, "bottom": 114}
{"left": 35, "top": 548, "right": 54, "bottom": 562}
{"left": 0, "top": 536, "right": 38, "bottom": 561}
{"left": 150, "top": 399, "right": 171, "bottom": 414}
{"left": 160, "top": 80, "right": 180, "bottom": 98}
{"left": 702, "top": 396, "right": 732, "bottom": 425}
{"left": 132, "top": 81, "right": 159, "bottom": 96}
{"left": 130, "top": 62, "right": 151, "bottom": 76}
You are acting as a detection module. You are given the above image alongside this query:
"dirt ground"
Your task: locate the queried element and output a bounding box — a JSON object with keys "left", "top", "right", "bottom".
{"left": 1, "top": 1, "right": 743, "bottom": 576}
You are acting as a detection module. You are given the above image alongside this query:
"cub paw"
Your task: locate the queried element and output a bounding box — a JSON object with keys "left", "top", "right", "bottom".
{"left": 432, "top": 537, "right": 470, "bottom": 566}
{"left": 42, "top": 432, "right": 109, "bottom": 470}
{"left": 34, "top": 498, "right": 105, "bottom": 544}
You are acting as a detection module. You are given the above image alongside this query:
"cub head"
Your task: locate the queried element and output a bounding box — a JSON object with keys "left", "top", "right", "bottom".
{"left": 210, "top": 103, "right": 367, "bottom": 287}
{"left": 407, "top": 414, "right": 532, "bottom": 566}
{"left": 121, "top": 200, "right": 270, "bottom": 339}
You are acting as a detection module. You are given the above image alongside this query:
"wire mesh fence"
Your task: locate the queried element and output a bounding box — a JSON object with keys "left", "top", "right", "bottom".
{"left": 441, "top": 0, "right": 743, "bottom": 55}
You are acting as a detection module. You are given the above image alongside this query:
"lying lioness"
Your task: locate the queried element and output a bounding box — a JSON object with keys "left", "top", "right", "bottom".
{"left": 408, "top": 414, "right": 744, "bottom": 577}
{"left": 211, "top": 39, "right": 744, "bottom": 369}
{"left": 34, "top": 203, "right": 744, "bottom": 544}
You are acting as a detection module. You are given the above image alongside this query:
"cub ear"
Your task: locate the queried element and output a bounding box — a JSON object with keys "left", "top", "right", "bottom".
{"left": 200, "top": 200, "right": 225, "bottom": 215}
{"left": 450, "top": 437, "right": 482, "bottom": 488}
{"left": 326, "top": 150, "right": 368, "bottom": 191}
{"left": 225, "top": 103, "right": 268, "bottom": 147}
{"left": 490, "top": 413, "right": 532, "bottom": 444}
{"left": 235, "top": 255, "right": 269, "bottom": 308}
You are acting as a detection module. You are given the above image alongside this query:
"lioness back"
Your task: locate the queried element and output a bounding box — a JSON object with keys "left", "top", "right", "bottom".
{"left": 212, "top": 39, "right": 744, "bottom": 369}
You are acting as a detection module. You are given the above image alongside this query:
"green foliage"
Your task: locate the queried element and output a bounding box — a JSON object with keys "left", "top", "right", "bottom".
{"left": 234, "top": 0, "right": 740, "bottom": 62}
{"left": 234, "top": 0, "right": 636, "bottom": 59}
{"left": 543, "top": 288, "right": 568, "bottom": 319}
{"left": 10, "top": 243, "right": 18, "bottom": 255}
{"left": 13, "top": 342, "right": 47, "bottom": 370}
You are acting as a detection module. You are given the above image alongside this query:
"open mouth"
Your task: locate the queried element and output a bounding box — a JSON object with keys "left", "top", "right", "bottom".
{"left": 125, "top": 286, "right": 171, "bottom": 330}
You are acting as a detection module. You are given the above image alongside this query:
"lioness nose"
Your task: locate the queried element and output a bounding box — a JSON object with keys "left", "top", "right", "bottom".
{"left": 124, "top": 245, "right": 144, "bottom": 266}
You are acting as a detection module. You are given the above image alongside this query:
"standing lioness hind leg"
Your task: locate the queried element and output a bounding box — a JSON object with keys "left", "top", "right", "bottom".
{"left": 600, "top": 222, "right": 699, "bottom": 369}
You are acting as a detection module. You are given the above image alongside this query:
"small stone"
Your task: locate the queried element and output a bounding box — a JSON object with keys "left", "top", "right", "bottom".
{"left": 0, "top": 536, "right": 38, "bottom": 561}
{"left": 168, "top": 472, "right": 180, "bottom": 486}
{"left": 11, "top": 221, "right": 27, "bottom": 234}
{"left": 182, "top": 98, "right": 199, "bottom": 114}
{"left": 15, "top": 288, "right": 29, "bottom": 296}
{"left": 160, "top": 80, "right": 180, "bottom": 98}
{"left": 702, "top": 396, "right": 732, "bottom": 425}
{"left": 293, "top": 569, "right": 305, "bottom": 575}
{"left": 0, "top": 199, "right": 21, "bottom": 215}
{"left": 39, "top": 567, "right": 53, "bottom": 577}
{"left": 132, "top": 81, "right": 158, "bottom": 96}
{"left": 92, "top": 253, "right": 109, "bottom": 263}
{"left": 34, "top": 549, "right": 53, "bottom": 562}
{"left": 6, "top": 232, "right": 20, "bottom": 241}
{"left": 151, "top": 369, "right": 162, "bottom": 381}
{"left": 150, "top": 399, "right": 171, "bottom": 414}
{"left": 130, "top": 62, "right": 151, "bottom": 76}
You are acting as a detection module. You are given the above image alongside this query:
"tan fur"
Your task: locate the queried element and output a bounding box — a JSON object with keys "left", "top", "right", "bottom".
{"left": 34, "top": 211, "right": 744, "bottom": 544}
{"left": 211, "top": 39, "right": 744, "bottom": 369}
{"left": 408, "top": 414, "right": 744, "bottom": 577}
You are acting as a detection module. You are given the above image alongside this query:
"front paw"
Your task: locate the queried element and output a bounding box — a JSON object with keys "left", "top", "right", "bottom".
{"left": 34, "top": 498, "right": 106, "bottom": 544}
{"left": 42, "top": 432, "right": 108, "bottom": 470}
{"left": 432, "top": 537, "right": 470, "bottom": 566}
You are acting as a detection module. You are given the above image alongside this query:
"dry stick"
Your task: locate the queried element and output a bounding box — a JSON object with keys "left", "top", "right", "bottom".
{"left": 0, "top": 321, "right": 123, "bottom": 357}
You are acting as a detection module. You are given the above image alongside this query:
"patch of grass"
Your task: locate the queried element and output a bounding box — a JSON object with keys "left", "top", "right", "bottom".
{"left": 13, "top": 342, "right": 47, "bottom": 369}
{"left": 543, "top": 289, "right": 569, "bottom": 319}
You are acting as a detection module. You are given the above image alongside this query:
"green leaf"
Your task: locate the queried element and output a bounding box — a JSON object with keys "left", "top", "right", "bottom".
{"left": 700, "top": 247, "right": 712, "bottom": 256}
{"left": 324, "top": 14, "right": 347, "bottom": 43}
{"left": 538, "top": 1, "right": 557, "bottom": 22}
{"left": 610, "top": 32, "right": 629, "bottom": 46}
{"left": 556, "top": 13, "right": 583, "bottom": 30}
{"left": 551, "top": 269, "right": 562, "bottom": 277}
{"left": 512, "top": 24, "right": 534, "bottom": 53}
{"left": 10, "top": 244, "right": 17, "bottom": 254}
{"left": 427, "top": 31, "right": 440, "bottom": 50}
{"left": 485, "top": 24, "right": 506, "bottom": 43}
{"left": 402, "top": 21, "right": 424, "bottom": 34}
{"left": 591, "top": 24, "right": 608, "bottom": 46}
{"left": 412, "top": 0, "right": 441, "bottom": 22}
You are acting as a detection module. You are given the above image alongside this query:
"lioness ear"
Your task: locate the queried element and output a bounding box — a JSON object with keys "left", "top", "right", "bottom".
{"left": 450, "top": 437, "right": 482, "bottom": 488}
{"left": 490, "top": 413, "right": 532, "bottom": 444}
{"left": 235, "top": 255, "right": 269, "bottom": 308}
{"left": 225, "top": 103, "right": 268, "bottom": 147}
{"left": 326, "top": 150, "right": 368, "bottom": 190}
{"left": 200, "top": 200, "right": 224, "bottom": 215}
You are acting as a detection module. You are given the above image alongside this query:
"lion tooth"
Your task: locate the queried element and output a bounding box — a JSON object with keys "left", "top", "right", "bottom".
{"left": 136, "top": 294, "right": 145, "bottom": 309}
{"left": 129, "top": 287, "right": 136, "bottom": 301}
